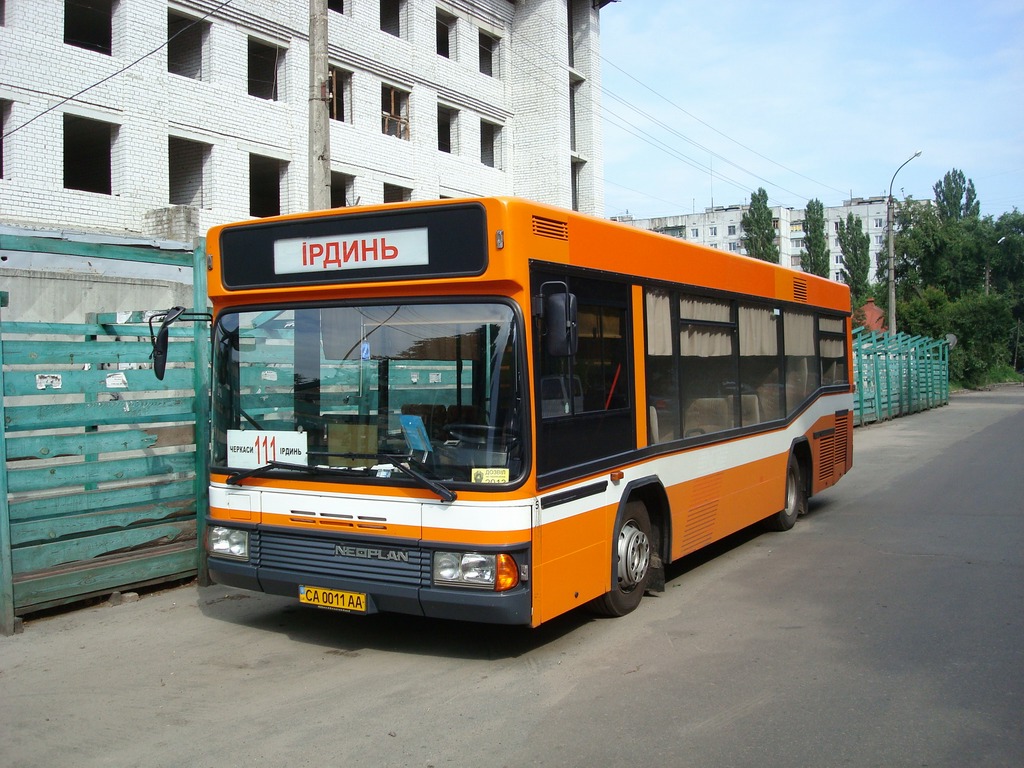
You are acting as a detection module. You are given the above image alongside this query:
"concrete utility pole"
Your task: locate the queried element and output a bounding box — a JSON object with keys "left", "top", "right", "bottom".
{"left": 308, "top": 0, "right": 331, "bottom": 210}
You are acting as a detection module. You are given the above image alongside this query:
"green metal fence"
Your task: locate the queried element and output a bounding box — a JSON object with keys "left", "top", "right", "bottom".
{"left": 852, "top": 327, "right": 949, "bottom": 426}
{"left": 0, "top": 238, "right": 209, "bottom": 635}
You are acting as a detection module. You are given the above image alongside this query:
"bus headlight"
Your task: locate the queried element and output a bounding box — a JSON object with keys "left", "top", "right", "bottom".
{"left": 209, "top": 526, "right": 249, "bottom": 560}
{"left": 433, "top": 552, "right": 519, "bottom": 591}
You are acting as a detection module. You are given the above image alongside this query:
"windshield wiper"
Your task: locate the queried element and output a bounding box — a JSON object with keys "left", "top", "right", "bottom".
{"left": 225, "top": 460, "right": 369, "bottom": 486}
{"left": 226, "top": 454, "right": 457, "bottom": 503}
{"left": 313, "top": 452, "right": 457, "bottom": 504}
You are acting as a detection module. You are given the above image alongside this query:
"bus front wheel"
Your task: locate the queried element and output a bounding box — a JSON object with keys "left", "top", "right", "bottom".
{"left": 591, "top": 501, "right": 652, "bottom": 617}
{"left": 764, "top": 454, "right": 806, "bottom": 532}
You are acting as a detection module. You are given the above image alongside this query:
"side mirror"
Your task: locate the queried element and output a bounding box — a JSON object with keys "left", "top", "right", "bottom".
{"left": 545, "top": 291, "right": 578, "bottom": 357}
{"left": 150, "top": 306, "right": 186, "bottom": 381}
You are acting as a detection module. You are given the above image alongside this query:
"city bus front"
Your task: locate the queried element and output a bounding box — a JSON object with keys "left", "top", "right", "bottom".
{"left": 204, "top": 204, "right": 535, "bottom": 624}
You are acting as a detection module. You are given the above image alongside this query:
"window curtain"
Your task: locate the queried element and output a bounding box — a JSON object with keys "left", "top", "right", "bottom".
{"left": 645, "top": 289, "right": 673, "bottom": 356}
{"left": 739, "top": 305, "right": 777, "bottom": 356}
{"left": 680, "top": 295, "right": 732, "bottom": 357}
{"left": 783, "top": 311, "right": 815, "bottom": 356}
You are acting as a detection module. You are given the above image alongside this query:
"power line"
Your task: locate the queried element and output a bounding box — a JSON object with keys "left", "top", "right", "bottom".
{"left": 602, "top": 89, "right": 810, "bottom": 206}
{"left": 601, "top": 56, "right": 850, "bottom": 200}
{"left": 2, "top": 0, "right": 238, "bottom": 141}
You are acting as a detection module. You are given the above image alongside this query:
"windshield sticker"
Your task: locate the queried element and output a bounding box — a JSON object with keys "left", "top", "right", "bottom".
{"left": 273, "top": 227, "right": 429, "bottom": 275}
{"left": 472, "top": 468, "right": 509, "bottom": 484}
{"left": 227, "top": 430, "right": 308, "bottom": 468}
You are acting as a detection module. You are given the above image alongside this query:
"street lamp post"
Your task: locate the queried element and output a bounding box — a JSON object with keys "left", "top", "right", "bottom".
{"left": 887, "top": 151, "right": 922, "bottom": 334}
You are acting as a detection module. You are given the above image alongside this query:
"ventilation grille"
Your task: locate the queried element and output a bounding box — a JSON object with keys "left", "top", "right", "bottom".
{"left": 793, "top": 277, "right": 809, "bottom": 303}
{"left": 681, "top": 473, "right": 721, "bottom": 554}
{"left": 255, "top": 530, "right": 429, "bottom": 586}
{"left": 818, "top": 431, "right": 836, "bottom": 485}
{"left": 834, "top": 411, "right": 850, "bottom": 468}
{"left": 532, "top": 215, "right": 569, "bottom": 241}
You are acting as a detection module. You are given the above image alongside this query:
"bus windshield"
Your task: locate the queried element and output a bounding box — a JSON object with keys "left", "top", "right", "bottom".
{"left": 212, "top": 301, "right": 525, "bottom": 487}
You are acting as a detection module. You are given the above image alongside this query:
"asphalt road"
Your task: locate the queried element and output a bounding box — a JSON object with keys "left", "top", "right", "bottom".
{"left": 2, "top": 387, "right": 1022, "bottom": 768}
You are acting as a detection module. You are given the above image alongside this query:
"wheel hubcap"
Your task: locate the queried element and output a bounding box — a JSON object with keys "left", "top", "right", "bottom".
{"left": 617, "top": 520, "right": 650, "bottom": 589}
{"left": 786, "top": 469, "right": 799, "bottom": 517}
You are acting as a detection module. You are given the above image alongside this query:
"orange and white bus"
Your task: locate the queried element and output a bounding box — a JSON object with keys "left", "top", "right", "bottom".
{"left": 197, "top": 197, "right": 852, "bottom": 626}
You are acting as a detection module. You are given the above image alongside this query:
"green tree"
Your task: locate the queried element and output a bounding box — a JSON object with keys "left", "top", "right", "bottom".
{"left": 837, "top": 212, "right": 871, "bottom": 307}
{"left": 899, "top": 285, "right": 951, "bottom": 338}
{"left": 893, "top": 171, "right": 986, "bottom": 300}
{"left": 800, "top": 198, "right": 830, "bottom": 277}
{"left": 741, "top": 188, "right": 779, "bottom": 263}
{"left": 948, "top": 293, "right": 1013, "bottom": 386}
{"left": 888, "top": 197, "right": 943, "bottom": 298}
{"left": 892, "top": 169, "right": 1022, "bottom": 384}
{"left": 933, "top": 168, "right": 980, "bottom": 223}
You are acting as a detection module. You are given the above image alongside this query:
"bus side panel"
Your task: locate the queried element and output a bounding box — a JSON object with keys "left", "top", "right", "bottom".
{"left": 666, "top": 451, "right": 788, "bottom": 561}
{"left": 532, "top": 502, "right": 616, "bottom": 626}
{"left": 719, "top": 452, "right": 789, "bottom": 538}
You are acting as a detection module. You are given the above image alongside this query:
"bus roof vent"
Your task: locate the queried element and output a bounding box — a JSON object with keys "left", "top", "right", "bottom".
{"left": 532, "top": 216, "right": 569, "bottom": 241}
{"left": 793, "top": 277, "right": 809, "bottom": 303}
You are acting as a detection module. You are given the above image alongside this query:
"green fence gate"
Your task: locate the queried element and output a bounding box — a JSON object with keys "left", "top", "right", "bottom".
{"left": 852, "top": 327, "right": 950, "bottom": 426}
{"left": 0, "top": 238, "right": 209, "bottom": 635}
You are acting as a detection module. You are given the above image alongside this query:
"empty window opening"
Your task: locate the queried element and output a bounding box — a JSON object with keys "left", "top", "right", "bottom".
{"left": 381, "top": 84, "right": 410, "bottom": 140}
{"left": 328, "top": 0, "right": 344, "bottom": 13}
{"left": 566, "top": 0, "right": 575, "bottom": 68}
{"left": 65, "top": 0, "right": 114, "bottom": 55}
{"left": 329, "top": 67, "right": 352, "bottom": 122}
{"left": 168, "top": 136, "right": 211, "bottom": 207}
{"left": 479, "top": 31, "right": 499, "bottom": 76}
{"left": 437, "top": 10, "right": 456, "bottom": 58}
{"left": 571, "top": 158, "right": 585, "bottom": 211}
{"left": 438, "top": 105, "right": 457, "bottom": 153}
{"left": 383, "top": 183, "right": 410, "bottom": 203}
{"left": 331, "top": 172, "right": 354, "bottom": 208}
{"left": 380, "top": 0, "right": 403, "bottom": 37}
{"left": 569, "top": 78, "right": 582, "bottom": 153}
{"left": 1, "top": 1, "right": 6, "bottom": 25}
{"left": 168, "top": 11, "right": 209, "bottom": 80}
{"left": 480, "top": 120, "right": 502, "bottom": 169}
{"left": 1, "top": 100, "right": 9, "bottom": 179}
{"left": 250, "top": 154, "right": 285, "bottom": 217}
{"left": 64, "top": 114, "right": 115, "bottom": 194}
{"left": 248, "top": 38, "right": 284, "bottom": 101}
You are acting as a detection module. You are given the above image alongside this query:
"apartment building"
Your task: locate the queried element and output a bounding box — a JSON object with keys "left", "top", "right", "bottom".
{"left": 0, "top": 0, "right": 608, "bottom": 241}
{"left": 624, "top": 196, "right": 891, "bottom": 283}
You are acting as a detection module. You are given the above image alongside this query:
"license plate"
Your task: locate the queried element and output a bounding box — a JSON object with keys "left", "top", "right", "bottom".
{"left": 298, "top": 585, "right": 367, "bottom": 613}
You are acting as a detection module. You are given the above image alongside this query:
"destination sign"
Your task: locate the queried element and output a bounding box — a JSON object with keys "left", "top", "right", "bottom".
{"left": 273, "top": 227, "right": 429, "bottom": 275}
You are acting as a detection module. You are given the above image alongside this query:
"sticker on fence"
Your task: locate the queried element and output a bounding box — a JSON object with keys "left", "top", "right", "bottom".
{"left": 35, "top": 374, "right": 62, "bottom": 390}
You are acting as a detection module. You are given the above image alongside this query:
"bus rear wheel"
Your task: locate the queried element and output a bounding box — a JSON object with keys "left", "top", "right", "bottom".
{"left": 764, "top": 454, "right": 806, "bottom": 532}
{"left": 591, "top": 501, "right": 652, "bottom": 617}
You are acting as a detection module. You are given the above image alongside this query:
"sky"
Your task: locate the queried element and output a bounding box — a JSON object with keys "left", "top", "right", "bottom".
{"left": 597, "top": 0, "right": 1024, "bottom": 220}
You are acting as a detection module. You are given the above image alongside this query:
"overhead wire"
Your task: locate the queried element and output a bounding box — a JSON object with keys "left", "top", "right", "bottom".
{"left": 2, "top": 0, "right": 239, "bottom": 141}
{"left": 601, "top": 57, "right": 851, "bottom": 201}
{"left": 473, "top": 2, "right": 828, "bottom": 212}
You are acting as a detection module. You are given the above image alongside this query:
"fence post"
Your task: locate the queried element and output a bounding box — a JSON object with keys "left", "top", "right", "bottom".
{"left": 874, "top": 333, "right": 885, "bottom": 421}
{"left": 0, "top": 291, "right": 16, "bottom": 635}
{"left": 192, "top": 240, "right": 211, "bottom": 586}
{"left": 884, "top": 333, "right": 896, "bottom": 421}
{"left": 853, "top": 327, "right": 864, "bottom": 425}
